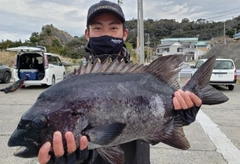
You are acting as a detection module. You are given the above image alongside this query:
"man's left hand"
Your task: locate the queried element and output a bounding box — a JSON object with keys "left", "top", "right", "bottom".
{"left": 173, "top": 89, "right": 202, "bottom": 110}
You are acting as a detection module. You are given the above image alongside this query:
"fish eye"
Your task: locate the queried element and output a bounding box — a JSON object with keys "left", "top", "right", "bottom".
{"left": 32, "top": 115, "right": 48, "bottom": 129}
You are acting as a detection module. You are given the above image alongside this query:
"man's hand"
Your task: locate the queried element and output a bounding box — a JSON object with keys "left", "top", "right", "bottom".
{"left": 38, "top": 131, "right": 88, "bottom": 164}
{"left": 173, "top": 89, "right": 202, "bottom": 110}
{"left": 173, "top": 89, "right": 202, "bottom": 126}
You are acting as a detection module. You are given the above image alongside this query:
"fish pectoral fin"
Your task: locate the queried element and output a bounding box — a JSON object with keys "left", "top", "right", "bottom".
{"left": 97, "top": 146, "right": 125, "bottom": 164}
{"left": 147, "top": 115, "right": 190, "bottom": 150}
{"left": 83, "top": 122, "right": 126, "bottom": 145}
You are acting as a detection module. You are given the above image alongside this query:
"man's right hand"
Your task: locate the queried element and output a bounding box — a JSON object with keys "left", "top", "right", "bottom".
{"left": 38, "top": 131, "right": 88, "bottom": 164}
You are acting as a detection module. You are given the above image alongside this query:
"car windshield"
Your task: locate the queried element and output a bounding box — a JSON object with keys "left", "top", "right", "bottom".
{"left": 195, "top": 61, "right": 205, "bottom": 68}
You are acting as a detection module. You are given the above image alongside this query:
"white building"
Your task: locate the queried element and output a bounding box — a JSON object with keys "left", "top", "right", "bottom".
{"left": 155, "top": 38, "right": 210, "bottom": 61}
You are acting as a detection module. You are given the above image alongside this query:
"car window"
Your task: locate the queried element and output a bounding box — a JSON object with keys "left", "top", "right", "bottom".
{"left": 56, "top": 57, "right": 62, "bottom": 66}
{"left": 51, "top": 56, "right": 58, "bottom": 65}
{"left": 47, "top": 55, "right": 62, "bottom": 66}
{"left": 195, "top": 61, "right": 205, "bottom": 68}
{"left": 36, "top": 56, "right": 43, "bottom": 64}
{"left": 213, "top": 60, "right": 233, "bottom": 69}
{"left": 47, "top": 55, "right": 53, "bottom": 64}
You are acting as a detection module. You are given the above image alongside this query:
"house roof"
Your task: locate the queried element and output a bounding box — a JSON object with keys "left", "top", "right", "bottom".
{"left": 161, "top": 38, "right": 198, "bottom": 42}
{"left": 157, "top": 42, "right": 175, "bottom": 47}
{"left": 195, "top": 41, "right": 209, "bottom": 46}
{"left": 157, "top": 41, "right": 182, "bottom": 47}
{"left": 198, "top": 47, "right": 209, "bottom": 52}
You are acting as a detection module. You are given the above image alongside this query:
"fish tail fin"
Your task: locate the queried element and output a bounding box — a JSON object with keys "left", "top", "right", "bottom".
{"left": 147, "top": 115, "right": 190, "bottom": 150}
{"left": 183, "top": 56, "right": 229, "bottom": 105}
{"left": 0, "top": 76, "right": 27, "bottom": 94}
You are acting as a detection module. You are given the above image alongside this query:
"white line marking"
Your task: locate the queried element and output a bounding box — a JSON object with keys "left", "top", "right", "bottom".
{"left": 197, "top": 110, "right": 240, "bottom": 164}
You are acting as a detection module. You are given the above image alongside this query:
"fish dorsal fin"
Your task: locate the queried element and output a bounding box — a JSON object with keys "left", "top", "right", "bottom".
{"left": 145, "top": 55, "right": 185, "bottom": 90}
{"left": 90, "top": 59, "right": 102, "bottom": 73}
{"left": 76, "top": 56, "right": 146, "bottom": 75}
{"left": 75, "top": 55, "right": 183, "bottom": 90}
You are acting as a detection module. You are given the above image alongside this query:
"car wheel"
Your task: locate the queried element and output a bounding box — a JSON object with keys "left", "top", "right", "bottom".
{"left": 52, "top": 76, "right": 55, "bottom": 85}
{"left": 228, "top": 85, "right": 234, "bottom": 91}
{"left": 2, "top": 71, "right": 11, "bottom": 83}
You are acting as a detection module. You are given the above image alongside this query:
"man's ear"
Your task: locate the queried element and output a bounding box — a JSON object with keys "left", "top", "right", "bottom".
{"left": 123, "top": 29, "right": 128, "bottom": 41}
{"left": 85, "top": 29, "right": 90, "bottom": 41}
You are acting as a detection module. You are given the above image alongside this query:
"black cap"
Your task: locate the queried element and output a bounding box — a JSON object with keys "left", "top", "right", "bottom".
{"left": 87, "top": 0, "right": 125, "bottom": 25}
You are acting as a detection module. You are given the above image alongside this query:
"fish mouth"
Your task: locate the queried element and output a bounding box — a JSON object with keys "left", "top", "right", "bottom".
{"left": 8, "top": 137, "right": 40, "bottom": 158}
{"left": 13, "top": 146, "right": 31, "bottom": 157}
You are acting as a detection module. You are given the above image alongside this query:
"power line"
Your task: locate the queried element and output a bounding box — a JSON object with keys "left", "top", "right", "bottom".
{"left": 143, "top": 9, "right": 160, "bottom": 19}
{"left": 199, "top": 7, "right": 240, "bottom": 19}
{"left": 205, "top": 10, "right": 240, "bottom": 20}
{"left": 142, "top": 3, "right": 240, "bottom": 22}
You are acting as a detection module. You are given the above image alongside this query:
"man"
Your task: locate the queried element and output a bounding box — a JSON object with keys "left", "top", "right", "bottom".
{"left": 38, "top": 1, "right": 202, "bottom": 163}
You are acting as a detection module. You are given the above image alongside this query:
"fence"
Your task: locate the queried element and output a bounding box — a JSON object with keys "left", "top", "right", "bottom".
{"left": 178, "top": 69, "right": 240, "bottom": 81}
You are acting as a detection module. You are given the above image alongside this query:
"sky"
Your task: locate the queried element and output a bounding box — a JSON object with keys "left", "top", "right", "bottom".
{"left": 1, "top": 0, "right": 240, "bottom": 41}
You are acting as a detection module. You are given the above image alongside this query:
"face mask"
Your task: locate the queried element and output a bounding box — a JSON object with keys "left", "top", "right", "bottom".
{"left": 89, "top": 35, "right": 124, "bottom": 61}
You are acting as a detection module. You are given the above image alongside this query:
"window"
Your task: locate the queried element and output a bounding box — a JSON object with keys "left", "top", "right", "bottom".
{"left": 162, "top": 48, "right": 169, "bottom": 52}
{"left": 51, "top": 56, "right": 58, "bottom": 65}
{"left": 47, "top": 55, "right": 53, "bottom": 64}
{"left": 214, "top": 60, "right": 233, "bottom": 69}
{"left": 177, "top": 48, "right": 183, "bottom": 52}
{"left": 195, "top": 61, "right": 205, "bottom": 68}
{"left": 56, "top": 57, "right": 62, "bottom": 66}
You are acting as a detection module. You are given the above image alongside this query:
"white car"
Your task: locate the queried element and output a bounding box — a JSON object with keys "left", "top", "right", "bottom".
{"left": 191, "top": 58, "right": 237, "bottom": 90}
{"left": 7, "top": 46, "right": 66, "bottom": 86}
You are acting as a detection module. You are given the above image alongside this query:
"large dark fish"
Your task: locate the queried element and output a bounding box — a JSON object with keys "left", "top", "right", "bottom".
{"left": 8, "top": 55, "right": 228, "bottom": 164}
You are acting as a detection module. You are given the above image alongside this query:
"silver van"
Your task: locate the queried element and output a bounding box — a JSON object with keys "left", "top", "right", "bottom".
{"left": 191, "top": 58, "right": 237, "bottom": 90}
{"left": 7, "top": 46, "right": 66, "bottom": 86}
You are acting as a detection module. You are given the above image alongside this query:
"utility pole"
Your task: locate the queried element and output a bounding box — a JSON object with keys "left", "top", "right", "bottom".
{"left": 224, "top": 21, "right": 227, "bottom": 44}
{"left": 145, "top": 33, "right": 150, "bottom": 62}
{"left": 138, "top": 0, "right": 144, "bottom": 64}
{"left": 136, "top": 0, "right": 139, "bottom": 63}
{"left": 147, "top": 33, "right": 150, "bottom": 62}
{"left": 117, "top": 0, "right": 123, "bottom": 5}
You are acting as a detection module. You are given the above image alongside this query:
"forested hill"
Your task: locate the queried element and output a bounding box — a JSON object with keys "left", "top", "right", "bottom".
{"left": 125, "top": 16, "right": 240, "bottom": 48}
{"left": 203, "top": 42, "right": 240, "bottom": 69}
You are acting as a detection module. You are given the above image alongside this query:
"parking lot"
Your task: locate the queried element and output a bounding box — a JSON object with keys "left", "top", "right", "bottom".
{"left": 0, "top": 82, "right": 240, "bottom": 164}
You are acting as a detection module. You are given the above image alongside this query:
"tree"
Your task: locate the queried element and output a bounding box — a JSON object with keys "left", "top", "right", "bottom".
{"left": 181, "top": 18, "right": 189, "bottom": 23}
{"left": 29, "top": 32, "right": 40, "bottom": 45}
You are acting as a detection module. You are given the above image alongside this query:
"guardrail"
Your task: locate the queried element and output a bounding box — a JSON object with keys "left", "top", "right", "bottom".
{"left": 178, "top": 69, "right": 240, "bottom": 80}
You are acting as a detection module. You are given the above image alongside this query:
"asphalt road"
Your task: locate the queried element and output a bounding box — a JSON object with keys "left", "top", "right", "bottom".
{"left": 0, "top": 82, "right": 240, "bottom": 164}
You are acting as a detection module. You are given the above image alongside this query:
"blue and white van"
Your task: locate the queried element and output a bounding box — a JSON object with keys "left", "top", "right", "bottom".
{"left": 7, "top": 46, "right": 66, "bottom": 86}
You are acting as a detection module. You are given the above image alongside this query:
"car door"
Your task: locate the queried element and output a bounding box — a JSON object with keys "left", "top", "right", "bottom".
{"left": 0, "top": 64, "right": 4, "bottom": 79}
{"left": 56, "top": 57, "right": 65, "bottom": 80}
{"left": 51, "top": 56, "right": 64, "bottom": 81}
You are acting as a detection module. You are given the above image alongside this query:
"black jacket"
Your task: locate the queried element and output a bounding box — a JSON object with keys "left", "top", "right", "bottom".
{"left": 83, "top": 44, "right": 200, "bottom": 164}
